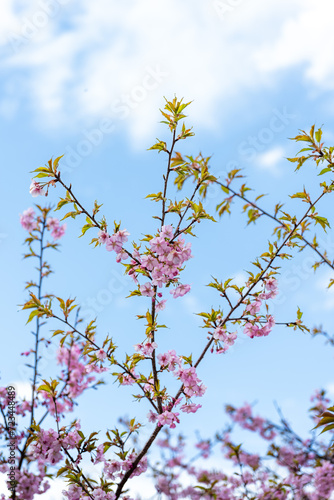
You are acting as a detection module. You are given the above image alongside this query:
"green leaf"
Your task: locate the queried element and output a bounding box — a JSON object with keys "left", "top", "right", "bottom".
{"left": 26, "top": 309, "right": 40, "bottom": 324}
{"left": 53, "top": 155, "right": 64, "bottom": 171}
{"left": 56, "top": 467, "right": 69, "bottom": 478}
{"left": 318, "top": 167, "right": 332, "bottom": 176}
{"left": 37, "top": 384, "right": 51, "bottom": 393}
{"left": 315, "top": 128, "right": 322, "bottom": 143}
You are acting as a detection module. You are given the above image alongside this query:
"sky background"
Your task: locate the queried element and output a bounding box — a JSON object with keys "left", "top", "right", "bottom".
{"left": 1, "top": 0, "right": 334, "bottom": 497}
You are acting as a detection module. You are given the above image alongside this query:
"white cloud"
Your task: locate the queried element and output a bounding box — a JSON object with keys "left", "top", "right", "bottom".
{"left": 1, "top": 0, "right": 333, "bottom": 143}
{"left": 38, "top": 479, "right": 66, "bottom": 499}
{"left": 183, "top": 294, "right": 203, "bottom": 316}
{"left": 257, "top": 146, "right": 285, "bottom": 176}
{"left": 11, "top": 380, "right": 32, "bottom": 400}
{"left": 232, "top": 271, "right": 248, "bottom": 288}
{"left": 255, "top": 0, "right": 334, "bottom": 89}
{"left": 326, "top": 382, "right": 334, "bottom": 397}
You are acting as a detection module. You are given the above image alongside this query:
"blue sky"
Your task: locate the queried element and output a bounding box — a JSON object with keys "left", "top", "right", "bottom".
{"left": 1, "top": 0, "right": 334, "bottom": 497}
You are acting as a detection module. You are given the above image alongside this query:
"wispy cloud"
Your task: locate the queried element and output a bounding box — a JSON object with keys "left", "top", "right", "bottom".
{"left": 255, "top": 0, "right": 334, "bottom": 89}
{"left": 257, "top": 146, "right": 285, "bottom": 176}
{"left": 11, "top": 381, "right": 31, "bottom": 400}
{"left": 1, "top": 0, "right": 333, "bottom": 143}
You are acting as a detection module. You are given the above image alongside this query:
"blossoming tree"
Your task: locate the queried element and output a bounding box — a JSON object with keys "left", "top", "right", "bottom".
{"left": 1, "top": 98, "right": 334, "bottom": 499}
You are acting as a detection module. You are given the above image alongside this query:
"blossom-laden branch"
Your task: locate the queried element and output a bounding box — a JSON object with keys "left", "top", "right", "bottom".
{"left": 146, "top": 387, "right": 334, "bottom": 499}
{"left": 3, "top": 101, "right": 332, "bottom": 498}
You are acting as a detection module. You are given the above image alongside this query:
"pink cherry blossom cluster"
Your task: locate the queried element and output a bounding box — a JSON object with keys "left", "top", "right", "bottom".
{"left": 65, "top": 452, "right": 148, "bottom": 499}
{"left": 30, "top": 427, "right": 81, "bottom": 466}
{"left": 226, "top": 403, "right": 277, "bottom": 441}
{"left": 314, "top": 462, "right": 334, "bottom": 499}
{"left": 157, "top": 350, "right": 206, "bottom": 402}
{"left": 134, "top": 341, "right": 158, "bottom": 358}
{"left": 224, "top": 443, "right": 260, "bottom": 469}
{"left": 46, "top": 217, "right": 66, "bottom": 240}
{"left": 2, "top": 468, "right": 50, "bottom": 500}
{"left": 0, "top": 387, "right": 32, "bottom": 419}
{"left": 99, "top": 224, "right": 192, "bottom": 302}
{"left": 145, "top": 353, "right": 206, "bottom": 428}
{"left": 157, "top": 349, "right": 181, "bottom": 372}
{"left": 208, "top": 277, "right": 278, "bottom": 354}
{"left": 195, "top": 440, "right": 211, "bottom": 458}
{"left": 277, "top": 446, "right": 312, "bottom": 469}
{"left": 98, "top": 228, "right": 130, "bottom": 262}
{"left": 142, "top": 226, "right": 192, "bottom": 295}
{"left": 20, "top": 207, "right": 66, "bottom": 241}
{"left": 19, "top": 207, "right": 38, "bottom": 231}
{"left": 102, "top": 453, "right": 148, "bottom": 480}
{"left": 211, "top": 327, "right": 238, "bottom": 354}
{"left": 148, "top": 410, "right": 180, "bottom": 429}
{"left": 119, "top": 371, "right": 139, "bottom": 386}
{"left": 242, "top": 276, "right": 278, "bottom": 339}
{"left": 41, "top": 343, "right": 106, "bottom": 415}
{"left": 63, "top": 484, "right": 116, "bottom": 500}
{"left": 176, "top": 366, "right": 206, "bottom": 399}
{"left": 149, "top": 392, "right": 334, "bottom": 500}
{"left": 243, "top": 314, "right": 275, "bottom": 339}
{"left": 244, "top": 276, "right": 278, "bottom": 315}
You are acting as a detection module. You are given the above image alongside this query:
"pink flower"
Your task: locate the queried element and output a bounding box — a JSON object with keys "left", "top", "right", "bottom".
{"left": 94, "top": 444, "right": 105, "bottom": 464}
{"left": 244, "top": 315, "right": 275, "bottom": 338}
{"left": 98, "top": 230, "right": 108, "bottom": 244}
{"left": 150, "top": 236, "right": 169, "bottom": 255}
{"left": 213, "top": 327, "right": 227, "bottom": 341}
{"left": 135, "top": 342, "right": 158, "bottom": 358}
{"left": 104, "top": 460, "right": 121, "bottom": 479}
{"left": 115, "top": 229, "right": 130, "bottom": 244}
{"left": 167, "top": 249, "right": 183, "bottom": 266}
{"left": 170, "top": 283, "right": 191, "bottom": 298}
{"left": 244, "top": 322, "right": 260, "bottom": 339}
{"left": 180, "top": 403, "right": 202, "bottom": 414}
{"left": 261, "top": 315, "right": 275, "bottom": 336}
{"left": 30, "top": 180, "right": 47, "bottom": 197}
{"left": 245, "top": 297, "right": 262, "bottom": 315}
{"left": 157, "top": 411, "right": 180, "bottom": 429}
{"left": 158, "top": 350, "right": 182, "bottom": 371}
{"left": 225, "top": 331, "right": 237, "bottom": 346}
{"left": 156, "top": 299, "right": 167, "bottom": 311}
{"left": 141, "top": 254, "right": 156, "bottom": 271}
{"left": 20, "top": 208, "right": 37, "bottom": 231}
{"left": 96, "top": 349, "right": 107, "bottom": 361}
{"left": 46, "top": 217, "right": 59, "bottom": 229}
{"left": 195, "top": 440, "right": 211, "bottom": 458}
{"left": 261, "top": 277, "right": 278, "bottom": 299}
{"left": 51, "top": 224, "right": 66, "bottom": 240}
{"left": 115, "top": 249, "right": 128, "bottom": 262}
{"left": 147, "top": 410, "right": 158, "bottom": 423}
{"left": 160, "top": 225, "right": 174, "bottom": 239}
{"left": 46, "top": 217, "right": 66, "bottom": 240}
{"left": 140, "top": 282, "right": 154, "bottom": 297}
{"left": 106, "top": 234, "right": 122, "bottom": 253}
